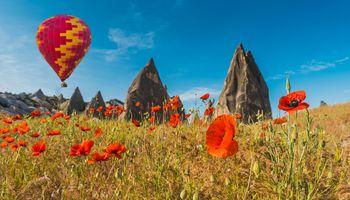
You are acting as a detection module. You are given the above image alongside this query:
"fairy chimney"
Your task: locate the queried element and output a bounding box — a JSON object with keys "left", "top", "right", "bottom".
{"left": 85, "top": 91, "right": 106, "bottom": 118}
{"left": 123, "top": 58, "right": 169, "bottom": 122}
{"left": 216, "top": 43, "right": 272, "bottom": 123}
{"left": 65, "top": 87, "right": 86, "bottom": 115}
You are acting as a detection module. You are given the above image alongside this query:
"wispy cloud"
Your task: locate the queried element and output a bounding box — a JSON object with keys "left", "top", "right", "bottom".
{"left": 268, "top": 56, "right": 349, "bottom": 81}
{"left": 178, "top": 87, "right": 221, "bottom": 102}
{"left": 94, "top": 28, "right": 155, "bottom": 61}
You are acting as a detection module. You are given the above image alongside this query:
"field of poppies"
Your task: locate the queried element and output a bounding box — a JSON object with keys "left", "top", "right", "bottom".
{"left": 1, "top": 90, "right": 350, "bottom": 200}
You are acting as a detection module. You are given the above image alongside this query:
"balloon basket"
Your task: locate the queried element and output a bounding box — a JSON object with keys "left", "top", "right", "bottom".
{"left": 61, "top": 82, "right": 67, "bottom": 88}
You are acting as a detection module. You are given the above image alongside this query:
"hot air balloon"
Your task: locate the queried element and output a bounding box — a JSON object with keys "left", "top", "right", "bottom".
{"left": 36, "top": 15, "right": 91, "bottom": 87}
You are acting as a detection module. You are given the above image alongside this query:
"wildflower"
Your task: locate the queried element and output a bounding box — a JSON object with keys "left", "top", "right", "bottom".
{"left": 0, "top": 141, "right": 7, "bottom": 148}
{"left": 96, "top": 106, "right": 104, "bottom": 112}
{"left": 132, "top": 119, "right": 140, "bottom": 127}
{"left": 273, "top": 117, "right": 287, "bottom": 125}
{"left": 51, "top": 112, "right": 64, "bottom": 121}
{"left": 163, "top": 102, "right": 170, "bottom": 111}
{"left": 4, "top": 136, "right": 15, "bottom": 143}
{"left": 278, "top": 90, "right": 309, "bottom": 113}
{"left": 88, "top": 152, "right": 110, "bottom": 164}
{"left": 105, "top": 143, "right": 126, "bottom": 159}
{"left": 135, "top": 101, "right": 141, "bottom": 107}
{"left": 89, "top": 108, "right": 94, "bottom": 114}
{"left": 80, "top": 125, "right": 91, "bottom": 132}
{"left": 151, "top": 105, "right": 161, "bottom": 113}
{"left": 206, "top": 114, "right": 238, "bottom": 158}
{"left": 149, "top": 116, "right": 155, "bottom": 123}
{"left": 12, "top": 114, "right": 22, "bottom": 121}
{"left": 32, "top": 141, "right": 46, "bottom": 156}
{"left": 170, "top": 96, "right": 180, "bottom": 110}
{"left": 116, "top": 106, "right": 125, "bottom": 115}
{"left": 47, "top": 130, "right": 61, "bottom": 136}
{"left": 70, "top": 140, "right": 94, "bottom": 156}
{"left": 2, "top": 118, "right": 13, "bottom": 124}
{"left": 204, "top": 107, "right": 215, "bottom": 116}
{"left": 31, "top": 131, "right": 41, "bottom": 138}
{"left": 259, "top": 132, "right": 266, "bottom": 139}
{"left": 30, "top": 109, "right": 42, "bottom": 117}
{"left": 148, "top": 125, "right": 157, "bottom": 132}
{"left": 0, "top": 128, "right": 10, "bottom": 134}
{"left": 18, "top": 140, "right": 27, "bottom": 147}
{"left": 64, "top": 114, "right": 70, "bottom": 121}
{"left": 169, "top": 113, "right": 180, "bottom": 128}
{"left": 200, "top": 93, "right": 210, "bottom": 101}
{"left": 40, "top": 118, "right": 47, "bottom": 123}
{"left": 16, "top": 121, "right": 30, "bottom": 135}
{"left": 94, "top": 128, "right": 103, "bottom": 138}
{"left": 10, "top": 144, "right": 19, "bottom": 151}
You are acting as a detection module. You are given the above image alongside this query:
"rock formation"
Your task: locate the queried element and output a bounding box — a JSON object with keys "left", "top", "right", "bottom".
{"left": 85, "top": 91, "right": 106, "bottom": 118}
{"left": 123, "top": 58, "right": 170, "bottom": 122}
{"left": 216, "top": 43, "right": 272, "bottom": 123}
{"left": 63, "top": 87, "right": 86, "bottom": 115}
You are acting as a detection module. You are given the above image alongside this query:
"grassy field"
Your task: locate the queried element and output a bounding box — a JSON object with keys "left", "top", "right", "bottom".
{"left": 1, "top": 103, "right": 350, "bottom": 200}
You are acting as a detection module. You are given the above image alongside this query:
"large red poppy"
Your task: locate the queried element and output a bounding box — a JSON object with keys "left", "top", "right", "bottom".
{"left": 70, "top": 140, "right": 94, "bottom": 156}
{"left": 206, "top": 114, "right": 238, "bottom": 158}
{"left": 278, "top": 90, "right": 309, "bottom": 113}
{"left": 32, "top": 141, "right": 46, "bottom": 156}
{"left": 105, "top": 143, "right": 126, "bottom": 159}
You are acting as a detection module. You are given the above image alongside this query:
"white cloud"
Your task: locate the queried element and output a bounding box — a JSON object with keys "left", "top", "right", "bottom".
{"left": 268, "top": 56, "right": 349, "bottom": 81}
{"left": 178, "top": 87, "right": 221, "bottom": 102}
{"left": 95, "top": 28, "right": 155, "bottom": 61}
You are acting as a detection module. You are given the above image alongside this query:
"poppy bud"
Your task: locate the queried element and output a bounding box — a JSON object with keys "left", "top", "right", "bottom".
{"left": 286, "top": 77, "right": 291, "bottom": 94}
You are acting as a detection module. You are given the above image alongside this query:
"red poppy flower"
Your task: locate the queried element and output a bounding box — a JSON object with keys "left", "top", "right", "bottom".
{"left": 80, "top": 125, "right": 91, "bottom": 132}
{"left": 31, "top": 131, "right": 41, "bottom": 138}
{"left": 12, "top": 114, "right": 22, "bottom": 121}
{"left": 135, "top": 101, "right": 141, "bottom": 107}
{"left": 132, "top": 119, "right": 140, "bottom": 127}
{"left": 47, "top": 130, "right": 61, "bottom": 136}
{"left": 32, "top": 141, "right": 46, "bottom": 156}
{"left": 18, "top": 140, "right": 27, "bottom": 147}
{"left": 278, "top": 90, "right": 309, "bottom": 113}
{"left": 96, "top": 106, "right": 104, "bottom": 112}
{"left": 4, "top": 136, "right": 15, "bottom": 143}
{"left": 64, "top": 114, "right": 70, "bottom": 121}
{"left": 105, "top": 143, "right": 126, "bottom": 159}
{"left": 169, "top": 113, "right": 180, "bottom": 128}
{"left": 204, "top": 107, "right": 215, "bottom": 116}
{"left": 51, "top": 112, "right": 64, "bottom": 121}
{"left": 2, "top": 118, "right": 13, "bottom": 124}
{"left": 31, "top": 109, "right": 42, "bottom": 117}
{"left": 170, "top": 96, "right": 180, "bottom": 110}
{"left": 89, "top": 108, "right": 95, "bottom": 114}
{"left": 10, "top": 144, "right": 19, "bottom": 151}
{"left": 148, "top": 125, "right": 157, "bottom": 132}
{"left": 200, "top": 93, "right": 210, "bottom": 101}
{"left": 149, "top": 116, "right": 155, "bottom": 123}
{"left": 88, "top": 152, "right": 110, "bottom": 164}
{"left": 16, "top": 121, "right": 30, "bottom": 135}
{"left": 206, "top": 114, "right": 238, "bottom": 158}
{"left": 116, "top": 106, "right": 125, "bottom": 115}
{"left": 94, "top": 128, "right": 103, "bottom": 138}
{"left": 70, "top": 140, "right": 94, "bottom": 156}
{"left": 273, "top": 117, "right": 287, "bottom": 125}
{"left": 0, "top": 141, "right": 7, "bottom": 148}
{"left": 40, "top": 118, "right": 47, "bottom": 123}
{"left": 1, "top": 128, "right": 10, "bottom": 134}
{"left": 151, "top": 105, "right": 161, "bottom": 113}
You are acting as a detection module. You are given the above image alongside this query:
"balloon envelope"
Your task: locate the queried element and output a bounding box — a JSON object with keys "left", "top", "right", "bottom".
{"left": 36, "top": 15, "right": 91, "bottom": 82}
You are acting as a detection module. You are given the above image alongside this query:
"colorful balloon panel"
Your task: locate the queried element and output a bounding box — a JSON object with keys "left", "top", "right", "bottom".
{"left": 36, "top": 15, "right": 91, "bottom": 82}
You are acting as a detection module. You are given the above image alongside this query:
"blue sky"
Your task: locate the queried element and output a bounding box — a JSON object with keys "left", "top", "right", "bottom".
{"left": 0, "top": 0, "right": 350, "bottom": 116}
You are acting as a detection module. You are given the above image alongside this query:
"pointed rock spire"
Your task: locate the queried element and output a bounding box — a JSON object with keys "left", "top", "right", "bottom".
{"left": 85, "top": 91, "right": 106, "bottom": 118}
{"left": 31, "top": 89, "right": 46, "bottom": 101}
{"left": 65, "top": 87, "right": 86, "bottom": 115}
{"left": 123, "top": 58, "right": 169, "bottom": 122}
{"left": 216, "top": 43, "right": 272, "bottom": 123}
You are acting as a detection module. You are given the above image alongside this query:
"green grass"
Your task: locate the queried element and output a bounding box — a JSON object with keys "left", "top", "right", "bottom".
{"left": 0, "top": 103, "right": 350, "bottom": 199}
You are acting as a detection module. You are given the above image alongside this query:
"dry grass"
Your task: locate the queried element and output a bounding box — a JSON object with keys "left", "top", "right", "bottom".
{"left": 1, "top": 103, "right": 350, "bottom": 200}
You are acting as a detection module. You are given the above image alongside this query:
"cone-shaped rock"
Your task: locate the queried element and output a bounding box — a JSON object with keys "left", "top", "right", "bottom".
{"left": 216, "top": 43, "right": 272, "bottom": 123}
{"left": 31, "top": 89, "right": 46, "bottom": 101}
{"left": 85, "top": 91, "right": 106, "bottom": 118}
{"left": 123, "top": 58, "right": 169, "bottom": 122}
{"left": 65, "top": 87, "right": 86, "bottom": 115}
